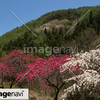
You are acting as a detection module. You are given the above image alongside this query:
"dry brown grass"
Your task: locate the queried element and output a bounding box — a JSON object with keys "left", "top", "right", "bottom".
{"left": 29, "top": 90, "right": 53, "bottom": 100}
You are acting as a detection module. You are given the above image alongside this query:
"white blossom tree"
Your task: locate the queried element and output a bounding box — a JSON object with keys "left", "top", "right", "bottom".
{"left": 61, "top": 49, "right": 100, "bottom": 100}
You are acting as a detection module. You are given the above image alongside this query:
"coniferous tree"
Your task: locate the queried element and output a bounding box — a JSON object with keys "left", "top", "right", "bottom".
{"left": 89, "top": 11, "right": 93, "bottom": 25}
{"left": 44, "top": 28, "right": 47, "bottom": 35}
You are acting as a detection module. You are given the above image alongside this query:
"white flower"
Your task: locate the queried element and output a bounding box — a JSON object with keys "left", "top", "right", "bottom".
{"left": 61, "top": 49, "right": 100, "bottom": 100}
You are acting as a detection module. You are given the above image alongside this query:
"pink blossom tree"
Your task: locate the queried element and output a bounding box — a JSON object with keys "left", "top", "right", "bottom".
{"left": 16, "top": 54, "right": 82, "bottom": 100}
{"left": 0, "top": 49, "right": 35, "bottom": 88}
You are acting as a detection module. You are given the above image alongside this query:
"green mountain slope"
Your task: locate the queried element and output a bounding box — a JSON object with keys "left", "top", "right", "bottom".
{"left": 0, "top": 6, "right": 98, "bottom": 46}
{"left": 0, "top": 6, "right": 100, "bottom": 57}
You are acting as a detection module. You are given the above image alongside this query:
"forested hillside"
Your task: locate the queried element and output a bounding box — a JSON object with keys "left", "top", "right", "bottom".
{"left": 0, "top": 6, "right": 100, "bottom": 57}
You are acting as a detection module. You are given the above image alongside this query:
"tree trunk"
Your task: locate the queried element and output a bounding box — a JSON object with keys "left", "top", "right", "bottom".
{"left": 54, "top": 89, "right": 59, "bottom": 100}
{"left": 0, "top": 80, "right": 4, "bottom": 88}
{"left": 53, "top": 82, "right": 65, "bottom": 100}
{"left": 10, "top": 79, "right": 15, "bottom": 88}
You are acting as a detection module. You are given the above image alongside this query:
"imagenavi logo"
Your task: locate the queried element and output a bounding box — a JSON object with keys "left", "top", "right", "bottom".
{"left": 0, "top": 89, "right": 29, "bottom": 100}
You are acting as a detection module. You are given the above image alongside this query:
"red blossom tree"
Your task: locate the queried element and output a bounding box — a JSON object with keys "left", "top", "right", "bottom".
{"left": 16, "top": 54, "right": 82, "bottom": 100}
{"left": 0, "top": 49, "right": 35, "bottom": 88}
{"left": 0, "top": 50, "right": 83, "bottom": 100}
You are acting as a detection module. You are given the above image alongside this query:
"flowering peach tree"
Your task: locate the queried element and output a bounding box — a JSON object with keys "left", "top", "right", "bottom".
{"left": 0, "top": 49, "right": 34, "bottom": 88}
{"left": 16, "top": 54, "right": 84, "bottom": 100}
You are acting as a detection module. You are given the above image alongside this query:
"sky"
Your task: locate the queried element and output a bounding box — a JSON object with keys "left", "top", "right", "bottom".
{"left": 0, "top": 0, "right": 100, "bottom": 36}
